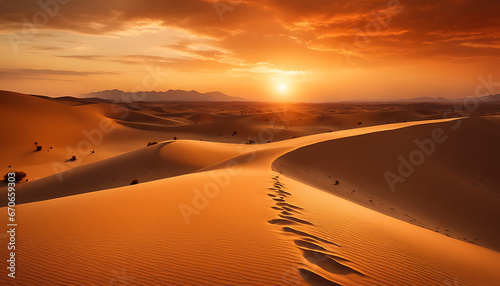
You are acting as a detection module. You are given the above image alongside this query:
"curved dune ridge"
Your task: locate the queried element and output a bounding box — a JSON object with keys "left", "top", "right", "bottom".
{"left": 0, "top": 91, "right": 106, "bottom": 149}
{"left": 272, "top": 117, "right": 500, "bottom": 251}
{"left": 4, "top": 169, "right": 499, "bottom": 285}
{"left": 0, "top": 90, "right": 480, "bottom": 180}
{"left": 0, "top": 92, "right": 499, "bottom": 285}
{"left": 0, "top": 91, "right": 185, "bottom": 180}
{"left": 1, "top": 172, "right": 305, "bottom": 285}
{"left": 0, "top": 140, "right": 243, "bottom": 206}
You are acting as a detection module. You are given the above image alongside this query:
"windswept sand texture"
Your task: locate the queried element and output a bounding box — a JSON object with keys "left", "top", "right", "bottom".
{"left": 1, "top": 91, "right": 500, "bottom": 285}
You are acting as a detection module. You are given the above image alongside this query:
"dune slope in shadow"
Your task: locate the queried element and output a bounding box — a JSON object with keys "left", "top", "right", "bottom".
{"left": 272, "top": 117, "right": 500, "bottom": 251}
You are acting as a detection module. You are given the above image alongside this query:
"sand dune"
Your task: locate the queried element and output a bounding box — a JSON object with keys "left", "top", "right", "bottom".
{"left": 0, "top": 92, "right": 237, "bottom": 180}
{"left": 1, "top": 92, "right": 499, "bottom": 285}
{"left": 0, "top": 140, "right": 242, "bottom": 206}
{"left": 75, "top": 102, "right": 183, "bottom": 126}
{"left": 273, "top": 117, "right": 500, "bottom": 251}
{"left": 0, "top": 90, "right": 105, "bottom": 150}
{"left": 1, "top": 168, "right": 499, "bottom": 285}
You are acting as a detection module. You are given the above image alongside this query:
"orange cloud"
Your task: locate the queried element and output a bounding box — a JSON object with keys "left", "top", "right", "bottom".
{"left": 0, "top": 0, "right": 498, "bottom": 100}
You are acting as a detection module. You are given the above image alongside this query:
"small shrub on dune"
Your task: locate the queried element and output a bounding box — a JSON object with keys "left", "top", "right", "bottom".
{"left": 35, "top": 145, "right": 42, "bottom": 151}
{"left": 3, "top": 171, "right": 27, "bottom": 183}
{"left": 147, "top": 141, "right": 158, "bottom": 146}
{"left": 358, "top": 122, "right": 363, "bottom": 125}
{"left": 173, "top": 137, "right": 177, "bottom": 140}
{"left": 69, "top": 155, "right": 77, "bottom": 161}
{"left": 130, "top": 179, "right": 139, "bottom": 185}
{"left": 232, "top": 131, "right": 237, "bottom": 136}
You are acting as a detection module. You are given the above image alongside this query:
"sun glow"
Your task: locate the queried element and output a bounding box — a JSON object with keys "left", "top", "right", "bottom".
{"left": 271, "top": 78, "right": 294, "bottom": 100}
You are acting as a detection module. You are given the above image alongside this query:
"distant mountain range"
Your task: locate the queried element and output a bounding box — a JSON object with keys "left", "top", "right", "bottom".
{"left": 65, "top": 89, "right": 500, "bottom": 104}
{"left": 390, "top": 94, "right": 500, "bottom": 103}
{"left": 81, "top": 89, "right": 247, "bottom": 102}
{"left": 340, "top": 94, "right": 500, "bottom": 104}
{"left": 482, "top": 94, "right": 500, "bottom": 103}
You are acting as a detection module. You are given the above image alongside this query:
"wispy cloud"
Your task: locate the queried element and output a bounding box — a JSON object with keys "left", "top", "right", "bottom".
{"left": 28, "top": 46, "right": 67, "bottom": 51}
{"left": 231, "top": 62, "right": 307, "bottom": 76}
{"left": 0, "top": 68, "right": 119, "bottom": 77}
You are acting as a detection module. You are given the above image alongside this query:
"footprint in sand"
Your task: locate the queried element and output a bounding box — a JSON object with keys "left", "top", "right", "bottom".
{"left": 268, "top": 175, "right": 367, "bottom": 286}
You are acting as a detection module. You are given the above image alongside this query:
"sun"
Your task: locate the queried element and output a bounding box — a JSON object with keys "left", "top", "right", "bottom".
{"left": 272, "top": 79, "right": 292, "bottom": 99}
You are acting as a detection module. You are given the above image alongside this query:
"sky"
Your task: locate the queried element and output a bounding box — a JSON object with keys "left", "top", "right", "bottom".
{"left": 0, "top": 0, "right": 499, "bottom": 102}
